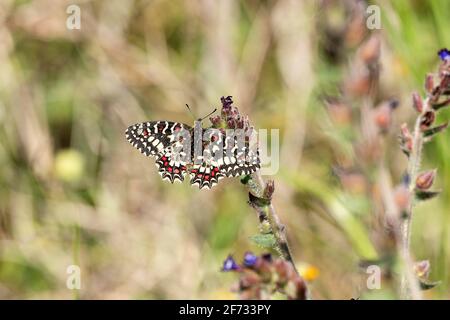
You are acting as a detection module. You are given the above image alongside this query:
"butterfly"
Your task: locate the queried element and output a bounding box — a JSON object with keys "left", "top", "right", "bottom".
{"left": 125, "top": 117, "right": 260, "bottom": 189}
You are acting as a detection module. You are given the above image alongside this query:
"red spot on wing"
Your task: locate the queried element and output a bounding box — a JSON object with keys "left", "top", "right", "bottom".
{"left": 168, "top": 167, "right": 173, "bottom": 172}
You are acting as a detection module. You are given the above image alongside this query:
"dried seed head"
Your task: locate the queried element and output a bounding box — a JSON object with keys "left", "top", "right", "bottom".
{"left": 415, "top": 170, "right": 436, "bottom": 190}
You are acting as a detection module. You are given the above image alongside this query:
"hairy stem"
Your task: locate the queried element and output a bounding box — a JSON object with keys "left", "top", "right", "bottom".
{"left": 249, "top": 171, "right": 299, "bottom": 275}
{"left": 400, "top": 98, "right": 429, "bottom": 300}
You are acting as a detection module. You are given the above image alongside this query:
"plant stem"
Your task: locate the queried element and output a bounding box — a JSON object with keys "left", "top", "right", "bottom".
{"left": 400, "top": 98, "right": 429, "bottom": 300}
{"left": 249, "top": 171, "right": 299, "bottom": 275}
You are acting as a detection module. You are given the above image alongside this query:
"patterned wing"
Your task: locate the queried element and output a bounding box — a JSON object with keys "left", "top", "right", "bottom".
{"left": 125, "top": 121, "right": 192, "bottom": 183}
{"left": 189, "top": 163, "right": 226, "bottom": 190}
{"left": 188, "top": 130, "right": 260, "bottom": 189}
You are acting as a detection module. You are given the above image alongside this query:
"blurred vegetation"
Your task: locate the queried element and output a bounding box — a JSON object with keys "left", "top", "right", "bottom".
{"left": 0, "top": 0, "right": 449, "bottom": 299}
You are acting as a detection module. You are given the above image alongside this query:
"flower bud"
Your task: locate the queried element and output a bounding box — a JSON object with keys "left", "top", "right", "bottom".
{"left": 273, "top": 259, "right": 293, "bottom": 286}
{"left": 239, "top": 270, "right": 261, "bottom": 289}
{"left": 263, "top": 180, "right": 275, "bottom": 200}
{"left": 209, "top": 115, "right": 223, "bottom": 128}
{"left": 420, "top": 110, "right": 436, "bottom": 130}
{"left": 243, "top": 252, "right": 258, "bottom": 268}
{"left": 285, "top": 277, "right": 307, "bottom": 300}
{"left": 400, "top": 123, "right": 413, "bottom": 154}
{"left": 359, "top": 34, "right": 381, "bottom": 65}
{"left": 415, "top": 170, "right": 436, "bottom": 190}
{"left": 414, "top": 260, "right": 431, "bottom": 279}
{"left": 226, "top": 119, "right": 235, "bottom": 129}
{"left": 425, "top": 74, "right": 434, "bottom": 94}
{"left": 374, "top": 103, "right": 393, "bottom": 131}
{"left": 253, "top": 256, "right": 273, "bottom": 283}
{"left": 394, "top": 184, "right": 411, "bottom": 213}
{"left": 412, "top": 92, "right": 423, "bottom": 113}
{"left": 345, "top": 74, "right": 371, "bottom": 97}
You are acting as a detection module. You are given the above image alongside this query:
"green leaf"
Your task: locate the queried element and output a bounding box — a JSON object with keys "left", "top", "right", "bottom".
{"left": 423, "top": 122, "right": 448, "bottom": 138}
{"left": 431, "top": 99, "right": 450, "bottom": 110}
{"left": 250, "top": 234, "right": 276, "bottom": 249}
{"left": 415, "top": 189, "right": 441, "bottom": 201}
{"left": 419, "top": 280, "right": 441, "bottom": 290}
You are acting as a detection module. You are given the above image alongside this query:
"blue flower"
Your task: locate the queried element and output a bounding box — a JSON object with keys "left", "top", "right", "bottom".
{"left": 438, "top": 48, "right": 450, "bottom": 61}
{"left": 222, "top": 255, "right": 239, "bottom": 271}
{"left": 243, "top": 252, "right": 258, "bottom": 267}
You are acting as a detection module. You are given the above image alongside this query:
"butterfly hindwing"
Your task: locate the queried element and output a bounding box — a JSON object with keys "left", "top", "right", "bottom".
{"left": 156, "top": 153, "right": 188, "bottom": 183}
{"left": 189, "top": 164, "right": 225, "bottom": 189}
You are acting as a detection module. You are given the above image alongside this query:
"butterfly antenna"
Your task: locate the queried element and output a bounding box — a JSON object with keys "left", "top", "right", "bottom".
{"left": 200, "top": 108, "right": 217, "bottom": 121}
{"left": 185, "top": 104, "right": 196, "bottom": 120}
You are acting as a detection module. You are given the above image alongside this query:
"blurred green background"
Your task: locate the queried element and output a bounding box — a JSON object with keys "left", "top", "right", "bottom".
{"left": 0, "top": 0, "right": 449, "bottom": 299}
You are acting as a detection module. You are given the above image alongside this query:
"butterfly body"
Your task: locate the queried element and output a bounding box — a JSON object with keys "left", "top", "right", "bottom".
{"left": 125, "top": 120, "right": 260, "bottom": 189}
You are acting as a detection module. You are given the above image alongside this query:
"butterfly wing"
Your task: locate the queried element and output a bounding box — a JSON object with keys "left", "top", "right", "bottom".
{"left": 125, "top": 121, "right": 192, "bottom": 183}
{"left": 126, "top": 121, "right": 261, "bottom": 189}
{"left": 188, "top": 130, "right": 260, "bottom": 189}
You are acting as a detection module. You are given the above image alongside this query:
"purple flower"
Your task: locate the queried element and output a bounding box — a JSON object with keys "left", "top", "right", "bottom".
{"left": 221, "top": 96, "right": 234, "bottom": 110}
{"left": 222, "top": 255, "right": 239, "bottom": 272}
{"left": 438, "top": 48, "right": 450, "bottom": 61}
{"left": 243, "top": 252, "right": 258, "bottom": 267}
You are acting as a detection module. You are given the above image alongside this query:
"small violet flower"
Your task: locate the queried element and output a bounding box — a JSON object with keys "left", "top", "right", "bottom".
{"left": 243, "top": 252, "right": 258, "bottom": 267}
{"left": 438, "top": 48, "right": 450, "bottom": 61}
{"left": 222, "top": 255, "right": 239, "bottom": 272}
